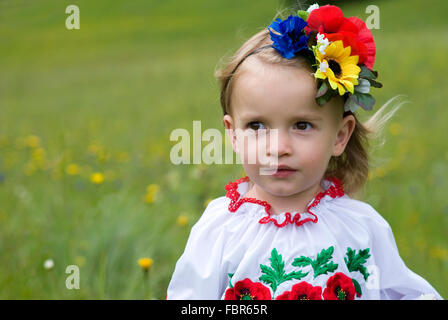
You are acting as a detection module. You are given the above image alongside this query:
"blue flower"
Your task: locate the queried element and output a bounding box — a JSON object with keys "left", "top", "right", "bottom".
{"left": 268, "top": 15, "right": 310, "bottom": 59}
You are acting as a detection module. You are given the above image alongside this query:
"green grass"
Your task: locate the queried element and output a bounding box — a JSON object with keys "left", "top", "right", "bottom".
{"left": 0, "top": 0, "right": 447, "bottom": 299}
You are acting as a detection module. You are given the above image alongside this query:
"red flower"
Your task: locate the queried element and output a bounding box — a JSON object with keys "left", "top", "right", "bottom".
{"left": 276, "top": 281, "right": 322, "bottom": 300}
{"left": 225, "top": 278, "right": 272, "bottom": 300}
{"left": 322, "top": 272, "right": 357, "bottom": 300}
{"left": 306, "top": 5, "right": 376, "bottom": 69}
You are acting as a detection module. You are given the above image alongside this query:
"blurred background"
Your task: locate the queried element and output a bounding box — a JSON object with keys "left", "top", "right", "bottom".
{"left": 0, "top": 0, "right": 447, "bottom": 299}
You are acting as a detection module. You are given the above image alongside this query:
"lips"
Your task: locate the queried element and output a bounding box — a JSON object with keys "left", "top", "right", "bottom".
{"left": 269, "top": 165, "right": 297, "bottom": 178}
{"left": 275, "top": 165, "right": 297, "bottom": 171}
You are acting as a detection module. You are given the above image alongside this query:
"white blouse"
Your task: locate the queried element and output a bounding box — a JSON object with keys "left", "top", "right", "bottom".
{"left": 167, "top": 176, "right": 442, "bottom": 300}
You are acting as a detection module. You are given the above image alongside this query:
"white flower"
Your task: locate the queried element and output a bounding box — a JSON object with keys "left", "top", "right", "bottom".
{"left": 316, "top": 33, "right": 329, "bottom": 55}
{"left": 44, "top": 259, "right": 54, "bottom": 270}
{"left": 355, "top": 78, "right": 371, "bottom": 94}
{"left": 307, "top": 3, "right": 319, "bottom": 13}
{"left": 319, "top": 60, "right": 329, "bottom": 73}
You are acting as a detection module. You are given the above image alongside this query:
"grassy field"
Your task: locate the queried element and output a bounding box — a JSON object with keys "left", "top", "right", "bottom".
{"left": 0, "top": 0, "right": 447, "bottom": 299}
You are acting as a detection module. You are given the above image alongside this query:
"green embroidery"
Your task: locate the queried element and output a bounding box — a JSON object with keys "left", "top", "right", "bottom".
{"left": 259, "top": 248, "right": 308, "bottom": 294}
{"left": 292, "top": 246, "right": 339, "bottom": 279}
{"left": 344, "top": 247, "right": 371, "bottom": 281}
{"left": 228, "top": 273, "right": 234, "bottom": 288}
{"left": 352, "top": 278, "right": 362, "bottom": 297}
{"left": 227, "top": 246, "right": 372, "bottom": 300}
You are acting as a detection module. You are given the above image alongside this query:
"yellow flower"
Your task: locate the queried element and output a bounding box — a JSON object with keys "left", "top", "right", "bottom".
{"left": 314, "top": 40, "right": 360, "bottom": 95}
{"left": 146, "top": 184, "right": 160, "bottom": 194}
{"left": 138, "top": 258, "right": 153, "bottom": 271}
{"left": 66, "top": 163, "right": 80, "bottom": 175}
{"left": 32, "top": 148, "right": 46, "bottom": 161}
{"left": 176, "top": 215, "right": 188, "bottom": 227}
{"left": 144, "top": 184, "right": 160, "bottom": 203}
{"left": 90, "top": 172, "right": 104, "bottom": 184}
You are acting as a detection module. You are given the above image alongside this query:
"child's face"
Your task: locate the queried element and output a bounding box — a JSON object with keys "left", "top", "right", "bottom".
{"left": 223, "top": 57, "right": 355, "bottom": 198}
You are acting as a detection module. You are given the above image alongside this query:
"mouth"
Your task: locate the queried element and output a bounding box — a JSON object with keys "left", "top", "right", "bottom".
{"left": 259, "top": 165, "right": 297, "bottom": 177}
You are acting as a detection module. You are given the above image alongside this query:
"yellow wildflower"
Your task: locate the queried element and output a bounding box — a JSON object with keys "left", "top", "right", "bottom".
{"left": 144, "top": 184, "right": 160, "bottom": 203}
{"left": 138, "top": 258, "right": 153, "bottom": 271}
{"left": 66, "top": 163, "right": 80, "bottom": 175}
{"left": 90, "top": 172, "right": 104, "bottom": 184}
{"left": 176, "top": 215, "right": 188, "bottom": 227}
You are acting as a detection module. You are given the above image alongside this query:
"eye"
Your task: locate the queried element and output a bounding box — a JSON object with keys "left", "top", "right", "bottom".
{"left": 247, "top": 121, "right": 266, "bottom": 131}
{"left": 294, "top": 121, "right": 312, "bottom": 131}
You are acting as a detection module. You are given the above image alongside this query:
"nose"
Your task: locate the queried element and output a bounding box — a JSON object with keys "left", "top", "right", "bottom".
{"left": 267, "top": 128, "right": 292, "bottom": 158}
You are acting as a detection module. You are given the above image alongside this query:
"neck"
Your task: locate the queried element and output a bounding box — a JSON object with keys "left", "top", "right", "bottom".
{"left": 245, "top": 180, "right": 325, "bottom": 215}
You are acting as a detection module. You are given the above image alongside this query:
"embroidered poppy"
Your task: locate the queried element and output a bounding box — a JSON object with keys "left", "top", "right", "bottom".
{"left": 322, "top": 272, "right": 357, "bottom": 300}
{"left": 305, "top": 5, "right": 375, "bottom": 69}
{"left": 225, "top": 278, "right": 272, "bottom": 300}
{"left": 275, "top": 281, "right": 322, "bottom": 300}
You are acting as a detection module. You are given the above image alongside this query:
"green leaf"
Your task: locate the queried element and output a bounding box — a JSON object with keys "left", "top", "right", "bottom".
{"left": 344, "top": 248, "right": 371, "bottom": 281}
{"left": 269, "top": 248, "right": 285, "bottom": 274}
{"left": 367, "top": 78, "right": 383, "bottom": 88}
{"left": 316, "top": 81, "right": 328, "bottom": 98}
{"left": 316, "top": 86, "right": 336, "bottom": 106}
{"left": 228, "top": 273, "right": 234, "bottom": 288}
{"left": 311, "top": 246, "right": 339, "bottom": 278}
{"left": 352, "top": 278, "right": 362, "bottom": 297}
{"left": 348, "top": 92, "right": 375, "bottom": 111}
{"left": 259, "top": 248, "right": 309, "bottom": 294}
{"left": 344, "top": 95, "right": 359, "bottom": 113}
{"left": 359, "top": 65, "right": 377, "bottom": 80}
{"left": 297, "top": 10, "right": 309, "bottom": 20}
{"left": 313, "top": 261, "right": 338, "bottom": 278}
{"left": 292, "top": 256, "right": 312, "bottom": 268}
{"left": 292, "top": 246, "right": 339, "bottom": 279}
{"left": 284, "top": 270, "right": 309, "bottom": 281}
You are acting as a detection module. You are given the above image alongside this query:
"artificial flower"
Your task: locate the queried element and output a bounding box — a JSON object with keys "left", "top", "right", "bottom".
{"left": 355, "top": 78, "right": 371, "bottom": 94}
{"left": 316, "top": 33, "right": 329, "bottom": 55}
{"left": 306, "top": 3, "right": 319, "bottom": 13}
{"left": 268, "top": 15, "right": 310, "bottom": 59}
{"left": 306, "top": 5, "right": 376, "bottom": 69}
{"left": 314, "top": 40, "right": 361, "bottom": 95}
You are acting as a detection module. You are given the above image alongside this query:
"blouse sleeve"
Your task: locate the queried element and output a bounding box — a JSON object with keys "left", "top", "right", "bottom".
{"left": 368, "top": 208, "right": 443, "bottom": 300}
{"left": 166, "top": 197, "right": 229, "bottom": 299}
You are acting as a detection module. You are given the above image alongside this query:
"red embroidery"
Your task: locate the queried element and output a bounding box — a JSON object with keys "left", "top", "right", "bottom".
{"left": 224, "top": 176, "right": 344, "bottom": 228}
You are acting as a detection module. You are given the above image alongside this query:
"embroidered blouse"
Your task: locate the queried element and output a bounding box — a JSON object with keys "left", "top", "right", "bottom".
{"left": 166, "top": 176, "right": 442, "bottom": 300}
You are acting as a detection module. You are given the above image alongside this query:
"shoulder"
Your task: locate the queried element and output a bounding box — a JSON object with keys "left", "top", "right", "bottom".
{"left": 190, "top": 196, "right": 230, "bottom": 232}
{"left": 330, "top": 195, "right": 392, "bottom": 231}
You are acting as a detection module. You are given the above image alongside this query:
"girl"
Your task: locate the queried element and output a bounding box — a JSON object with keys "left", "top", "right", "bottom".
{"left": 167, "top": 4, "right": 442, "bottom": 300}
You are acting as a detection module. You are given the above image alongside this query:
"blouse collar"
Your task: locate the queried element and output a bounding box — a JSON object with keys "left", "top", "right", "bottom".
{"left": 224, "top": 176, "right": 345, "bottom": 228}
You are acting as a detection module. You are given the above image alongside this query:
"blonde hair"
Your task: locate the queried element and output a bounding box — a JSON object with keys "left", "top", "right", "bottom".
{"left": 214, "top": 28, "right": 403, "bottom": 195}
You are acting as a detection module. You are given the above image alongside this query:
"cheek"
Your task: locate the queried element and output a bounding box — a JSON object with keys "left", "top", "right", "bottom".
{"left": 295, "top": 134, "right": 335, "bottom": 169}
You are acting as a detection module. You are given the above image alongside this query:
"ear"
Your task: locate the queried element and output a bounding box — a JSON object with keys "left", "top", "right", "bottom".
{"left": 223, "top": 114, "right": 239, "bottom": 153}
{"left": 333, "top": 114, "right": 356, "bottom": 157}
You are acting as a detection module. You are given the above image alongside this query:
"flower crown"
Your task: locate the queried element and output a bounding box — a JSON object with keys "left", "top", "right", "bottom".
{"left": 267, "top": 4, "right": 382, "bottom": 112}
